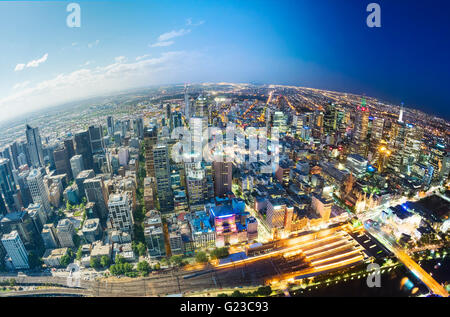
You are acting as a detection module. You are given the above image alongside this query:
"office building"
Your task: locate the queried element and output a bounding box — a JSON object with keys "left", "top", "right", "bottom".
{"left": 27, "top": 168, "right": 51, "bottom": 215}
{"left": 74, "top": 130, "right": 94, "bottom": 170}
{"left": 41, "top": 223, "right": 59, "bottom": 249}
{"left": 25, "top": 124, "right": 44, "bottom": 167}
{"left": 108, "top": 193, "right": 134, "bottom": 233}
{"left": 56, "top": 219, "right": 75, "bottom": 248}
{"left": 1, "top": 231, "right": 29, "bottom": 269}
{"left": 213, "top": 161, "right": 232, "bottom": 197}
{"left": 70, "top": 154, "right": 84, "bottom": 179}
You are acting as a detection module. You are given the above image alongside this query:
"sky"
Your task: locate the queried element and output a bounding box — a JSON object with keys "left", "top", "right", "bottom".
{"left": 0, "top": 0, "right": 449, "bottom": 122}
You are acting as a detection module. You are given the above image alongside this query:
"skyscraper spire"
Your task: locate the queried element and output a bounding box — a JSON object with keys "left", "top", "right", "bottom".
{"left": 399, "top": 102, "right": 404, "bottom": 123}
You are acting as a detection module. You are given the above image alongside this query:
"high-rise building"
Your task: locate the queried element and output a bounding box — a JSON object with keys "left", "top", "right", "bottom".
{"left": 186, "top": 163, "right": 207, "bottom": 207}
{"left": 70, "top": 154, "right": 84, "bottom": 179}
{"left": 266, "top": 198, "right": 293, "bottom": 236}
{"left": 41, "top": 223, "right": 59, "bottom": 249}
{"left": 153, "top": 144, "right": 174, "bottom": 213}
{"left": 75, "top": 169, "right": 95, "bottom": 199}
{"left": 108, "top": 193, "right": 134, "bottom": 233}
{"left": 346, "top": 154, "right": 368, "bottom": 178}
{"left": 84, "top": 177, "right": 109, "bottom": 221}
{"left": 27, "top": 168, "right": 51, "bottom": 215}
{"left": 193, "top": 95, "right": 208, "bottom": 132}
{"left": 9, "top": 141, "right": 20, "bottom": 170}
{"left": 143, "top": 210, "right": 165, "bottom": 258}
{"left": 74, "top": 130, "right": 94, "bottom": 170}
{"left": 107, "top": 116, "right": 114, "bottom": 136}
{"left": 144, "top": 126, "right": 158, "bottom": 178}
{"left": 88, "top": 125, "right": 105, "bottom": 154}
{"left": 25, "top": 124, "right": 44, "bottom": 167}
{"left": 53, "top": 145, "right": 72, "bottom": 179}
{"left": 63, "top": 138, "right": 75, "bottom": 160}
{"left": 323, "top": 103, "right": 338, "bottom": 135}
{"left": 56, "top": 219, "right": 75, "bottom": 248}
{"left": 0, "top": 210, "right": 42, "bottom": 250}
{"left": 352, "top": 103, "right": 370, "bottom": 157}
{"left": 134, "top": 117, "right": 144, "bottom": 140}
{"left": 213, "top": 161, "right": 232, "bottom": 197}
{"left": 0, "top": 158, "right": 18, "bottom": 213}
{"left": 27, "top": 203, "right": 47, "bottom": 234}
{"left": 1, "top": 231, "right": 29, "bottom": 269}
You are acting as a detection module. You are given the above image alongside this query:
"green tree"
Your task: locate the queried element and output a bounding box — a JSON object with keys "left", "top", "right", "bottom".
{"left": 195, "top": 251, "right": 208, "bottom": 264}
{"left": 230, "top": 290, "right": 245, "bottom": 297}
{"left": 170, "top": 255, "right": 184, "bottom": 267}
{"left": 90, "top": 257, "right": 101, "bottom": 269}
{"left": 137, "top": 261, "right": 151, "bottom": 276}
{"left": 137, "top": 242, "right": 147, "bottom": 257}
{"left": 210, "top": 247, "right": 229, "bottom": 260}
{"left": 115, "top": 255, "right": 125, "bottom": 265}
{"left": 100, "top": 256, "right": 111, "bottom": 268}
{"left": 76, "top": 246, "right": 83, "bottom": 261}
{"left": 28, "top": 251, "right": 43, "bottom": 269}
{"left": 255, "top": 286, "right": 272, "bottom": 296}
{"left": 60, "top": 254, "right": 72, "bottom": 267}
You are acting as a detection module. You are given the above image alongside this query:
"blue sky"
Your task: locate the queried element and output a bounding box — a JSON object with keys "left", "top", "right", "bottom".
{"left": 0, "top": 0, "right": 449, "bottom": 122}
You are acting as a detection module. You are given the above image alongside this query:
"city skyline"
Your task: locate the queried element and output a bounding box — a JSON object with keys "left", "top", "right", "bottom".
{"left": 1, "top": 0, "right": 450, "bottom": 123}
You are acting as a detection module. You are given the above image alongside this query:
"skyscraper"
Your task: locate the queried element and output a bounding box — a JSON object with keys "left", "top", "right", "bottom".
{"left": 323, "top": 103, "right": 338, "bottom": 135}
{"left": 0, "top": 158, "right": 18, "bottom": 213}
{"left": 108, "top": 193, "right": 134, "bottom": 233}
{"left": 134, "top": 117, "right": 144, "bottom": 140}
{"left": 27, "top": 168, "right": 51, "bottom": 215}
{"left": 88, "top": 125, "right": 105, "bottom": 155}
{"left": 213, "top": 161, "right": 232, "bottom": 197}
{"left": 9, "top": 141, "right": 20, "bottom": 170}
{"left": 352, "top": 102, "right": 370, "bottom": 157}
{"left": 107, "top": 116, "right": 114, "bottom": 136}
{"left": 84, "top": 177, "right": 109, "bottom": 221}
{"left": 1, "top": 231, "right": 29, "bottom": 269}
{"left": 25, "top": 124, "right": 44, "bottom": 167}
{"left": 144, "top": 125, "right": 158, "bottom": 178}
{"left": 70, "top": 154, "right": 84, "bottom": 179}
{"left": 74, "top": 130, "right": 94, "bottom": 170}
{"left": 56, "top": 219, "right": 75, "bottom": 248}
{"left": 53, "top": 145, "right": 73, "bottom": 179}
{"left": 153, "top": 144, "right": 174, "bottom": 213}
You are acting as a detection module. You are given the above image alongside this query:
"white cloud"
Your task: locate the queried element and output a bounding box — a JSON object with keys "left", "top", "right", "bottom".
{"left": 14, "top": 64, "right": 26, "bottom": 71}
{"left": 150, "top": 41, "right": 174, "bottom": 48}
{"left": 186, "top": 18, "right": 205, "bottom": 26}
{"left": 80, "top": 60, "right": 94, "bottom": 67}
{"left": 14, "top": 53, "right": 48, "bottom": 71}
{"left": 13, "top": 81, "right": 30, "bottom": 90}
{"left": 136, "top": 54, "right": 150, "bottom": 61}
{"left": 158, "top": 28, "right": 191, "bottom": 42}
{"left": 88, "top": 40, "right": 100, "bottom": 48}
{"left": 26, "top": 53, "right": 48, "bottom": 68}
{"left": 1, "top": 51, "right": 202, "bottom": 122}
{"left": 72, "top": 42, "right": 78, "bottom": 46}
{"left": 115, "top": 56, "right": 127, "bottom": 63}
